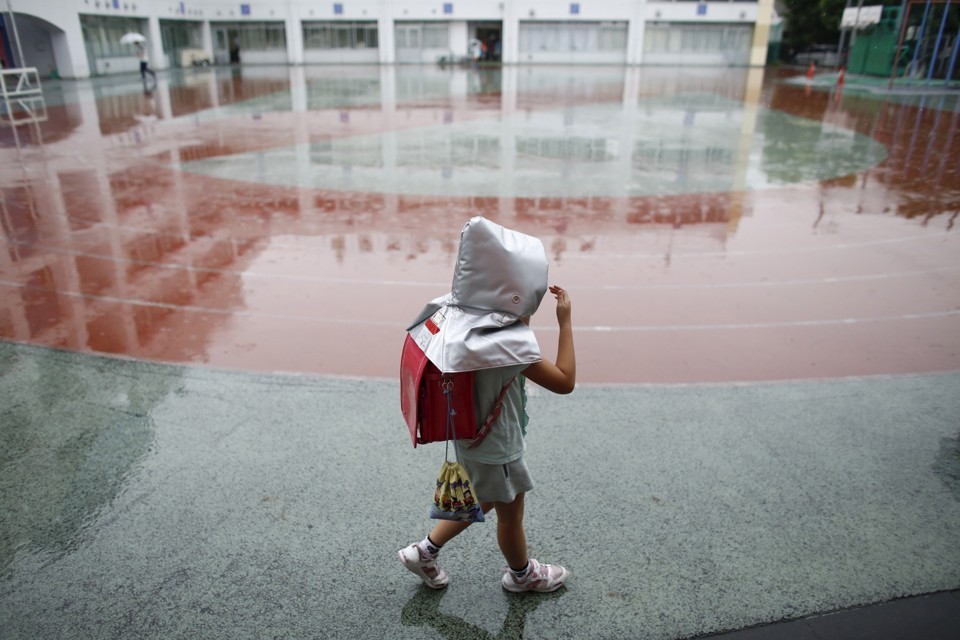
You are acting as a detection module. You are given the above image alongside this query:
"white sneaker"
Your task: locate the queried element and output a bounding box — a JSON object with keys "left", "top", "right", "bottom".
{"left": 398, "top": 543, "right": 449, "bottom": 589}
{"left": 501, "top": 558, "right": 568, "bottom": 593}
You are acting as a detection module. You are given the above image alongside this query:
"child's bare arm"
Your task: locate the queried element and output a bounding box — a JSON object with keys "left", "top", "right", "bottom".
{"left": 524, "top": 285, "right": 576, "bottom": 394}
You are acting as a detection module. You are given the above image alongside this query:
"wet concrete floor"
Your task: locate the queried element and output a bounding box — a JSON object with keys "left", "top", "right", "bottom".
{"left": 1, "top": 342, "right": 958, "bottom": 639}
{"left": 1, "top": 65, "right": 959, "bottom": 639}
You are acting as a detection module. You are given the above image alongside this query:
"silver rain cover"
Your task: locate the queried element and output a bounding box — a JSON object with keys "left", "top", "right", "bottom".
{"left": 407, "top": 217, "right": 548, "bottom": 373}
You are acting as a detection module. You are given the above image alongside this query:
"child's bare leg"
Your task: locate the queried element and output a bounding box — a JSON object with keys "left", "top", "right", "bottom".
{"left": 429, "top": 502, "right": 494, "bottom": 546}
{"left": 493, "top": 493, "right": 528, "bottom": 569}
{"left": 428, "top": 519, "right": 470, "bottom": 547}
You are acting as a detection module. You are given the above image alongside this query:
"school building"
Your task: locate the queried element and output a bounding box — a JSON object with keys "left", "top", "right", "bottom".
{"left": 2, "top": 0, "right": 775, "bottom": 79}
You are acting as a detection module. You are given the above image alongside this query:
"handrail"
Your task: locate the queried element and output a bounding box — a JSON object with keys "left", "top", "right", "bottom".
{"left": 1, "top": 67, "right": 43, "bottom": 101}
{"left": 1, "top": 67, "right": 47, "bottom": 125}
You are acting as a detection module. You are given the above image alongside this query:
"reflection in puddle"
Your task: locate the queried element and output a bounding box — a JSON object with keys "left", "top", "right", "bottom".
{"left": 0, "top": 345, "right": 171, "bottom": 573}
{"left": 0, "top": 65, "right": 958, "bottom": 383}
{"left": 401, "top": 584, "right": 566, "bottom": 639}
{"left": 933, "top": 433, "right": 960, "bottom": 503}
{"left": 180, "top": 96, "right": 887, "bottom": 197}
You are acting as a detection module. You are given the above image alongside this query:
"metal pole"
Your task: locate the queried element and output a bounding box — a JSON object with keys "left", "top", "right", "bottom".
{"left": 838, "top": 0, "right": 852, "bottom": 63}
{"left": 907, "top": 1, "right": 934, "bottom": 84}
{"left": 890, "top": 1, "right": 914, "bottom": 88}
{"left": 927, "top": 0, "right": 952, "bottom": 82}
{"left": 903, "top": 93, "right": 928, "bottom": 170}
{"left": 850, "top": 0, "right": 866, "bottom": 49}
{"left": 945, "top": 6, "right": 960, "bottom": 84}
{"left": 3, "top": 0, "right": 25, "bottom": 68}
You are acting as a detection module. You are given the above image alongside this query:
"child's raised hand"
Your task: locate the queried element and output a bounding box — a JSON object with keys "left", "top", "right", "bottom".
{"left": 525, "top": 285, "right": 576, "bottom": 393}
{"left": 549, "top": 285, "right": 571, "bottom": 324}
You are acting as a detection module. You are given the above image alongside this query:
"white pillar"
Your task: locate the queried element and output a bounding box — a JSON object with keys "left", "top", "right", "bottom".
{"left": 201, "top": 21, "right": 214, "bottom": 60}
{"left": 53, "top": 16, "right": 90, "bottom": 78}
{"left": 449, "top": 20, "right": 468, "bottom": 58}
{"left": 148, "top": 15, "right": 166, "bottom": 70}
{"left": 289, "top": 65, "right": 307, "bottom": 112}
{"left": 498, "top": 65, "right": 518, "bottom": 217}
{"left": 728, "top": 66, "right": 766, "bottom": 231}
{"left": 626, "top": 2, "right": 647, "bottom": 65}
{"left": 286, "top": 14, "right": 303, "bottom": 64}
{"left": 750, "top": 0, "right": 775, "bottom": 67}
{"left": 501, "top": 4, "right": 518, "bottom": 64}
{"left": 379, "top": 64, "right": 396, "bottom": 113}
{"left": 157, "top": 77, "right": 173, "bottom": 119}
{"left": 378, "top": 17, "right": 395, "bottom": 64}
{"left": 206, "top": 66, "right": 219, "bottom": 108}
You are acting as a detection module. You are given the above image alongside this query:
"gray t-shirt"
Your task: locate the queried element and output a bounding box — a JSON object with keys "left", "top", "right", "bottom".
{"left": 457, "top": 364, "right": 529, "bottom": 465}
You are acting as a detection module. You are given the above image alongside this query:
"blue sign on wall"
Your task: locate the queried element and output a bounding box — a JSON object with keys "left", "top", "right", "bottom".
{"left": 113, "top": 0, "right": 120, "bottom": 8}
{"left": 697, "top": 4, "right": 707, "bottom": 16}
{"left": 443, "top": 3, "right": 453, "bottom": 14}
{"left": 241, "top": 4, "right": 250, "bottom": 16}
{"left": 570, "top": 3, "right": 580, "bottom": 15}
{"left": 334, "top": 3, "right": 343, "bottom": 15}
{"left": 180, "top": 2, "right": 185, "bottom": 14}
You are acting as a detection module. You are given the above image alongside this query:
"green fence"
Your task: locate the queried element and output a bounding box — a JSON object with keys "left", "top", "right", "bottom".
{"left": 848, "top": 6, "right": 903, "bottom": 76}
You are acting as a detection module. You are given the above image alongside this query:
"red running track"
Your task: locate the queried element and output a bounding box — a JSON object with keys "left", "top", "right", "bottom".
{"left": 1, "top": 67, "right": 957, "bottom": 383}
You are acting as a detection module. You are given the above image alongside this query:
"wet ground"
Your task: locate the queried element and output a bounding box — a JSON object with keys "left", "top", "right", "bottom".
{"left": 1, "top": 65, "right": 957, "bottom": 383}
{"left": 1, "top": 65, "right": 959, "bottom": 639}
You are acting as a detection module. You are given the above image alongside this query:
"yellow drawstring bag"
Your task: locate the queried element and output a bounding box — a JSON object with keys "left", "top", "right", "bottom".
{"left": 427, "top": 388, "right": 484, "bottom": 522}
{"left": 430, "top": 459, "right": 484, "bottom": 522}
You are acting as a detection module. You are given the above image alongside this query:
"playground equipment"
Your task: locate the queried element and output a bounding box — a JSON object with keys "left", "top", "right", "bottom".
{"left": 1, "top": 67, "right": 48, "bottom": 149}
{"left": 1, "top": 67, "right": 46, "bottom": 124}
{"left": 841, "top": 1, "right": 958, "bottom": 86}
{"left": 890, "top": 0, "right": 960, "bottom": 86}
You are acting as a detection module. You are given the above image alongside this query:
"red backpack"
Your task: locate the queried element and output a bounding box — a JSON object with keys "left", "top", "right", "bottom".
{"left": 400, "top": 333, "right": 515, "bottom": 448}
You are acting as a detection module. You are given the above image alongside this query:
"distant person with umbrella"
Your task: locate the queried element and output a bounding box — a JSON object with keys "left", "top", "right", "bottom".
{"left": 135, "top": 43, "right": 157, "bottom": 86}
{"left": 121, "top": 33, "right": 156, "bottom": 87}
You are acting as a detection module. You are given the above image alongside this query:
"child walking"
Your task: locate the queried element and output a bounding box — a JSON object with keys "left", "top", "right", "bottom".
{"left": 399, "top": 217, "right": 576, "bottom": 593}
{"left": 135, "top": 43, "right": 157, "bottom": 86}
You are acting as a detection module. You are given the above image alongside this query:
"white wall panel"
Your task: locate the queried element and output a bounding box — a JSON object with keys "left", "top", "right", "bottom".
{"left": 15, "top": 1, "right": 771, "bottom": 77}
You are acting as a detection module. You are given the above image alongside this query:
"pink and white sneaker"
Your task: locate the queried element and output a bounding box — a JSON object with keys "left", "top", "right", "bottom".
{"left": 501, "top": 558, "right": 569, "bottom": 593}
{"left": 398, "top": 543, "right": 449, "bottom": 589}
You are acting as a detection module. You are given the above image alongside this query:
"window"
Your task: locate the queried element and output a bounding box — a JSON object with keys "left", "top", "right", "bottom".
{"left": 395, "top": 22, "right": 449, "bottom": 50}
{"left": 519, "top": 22, "right": 627, "bottom": 53}
{"left": 80, "top": 14, "right": 146, "bottom": 59}
{"left": 303, "top": 22, "right": 379, "bottom": 49}
{"left": 599, "top": 22, "right": 628, "bottom": 51}
{"left": 161, "top": 20, "right": 203, "bottom": 51}
{"left": 644, "top": 23, "right": 752, "bottom": 55}
{"left": 211, "top": 22, "right": 286, "bottom": 50}
{"left": 423, "top": 24, "right": 448, "bottom": 48}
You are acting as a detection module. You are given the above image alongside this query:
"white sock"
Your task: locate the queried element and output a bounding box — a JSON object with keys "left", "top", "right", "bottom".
{"left": 510, "top": 561, "right": 530, "bottom": 579}
{"left": 418, "top": 535, "right": 442, "bottom": 559}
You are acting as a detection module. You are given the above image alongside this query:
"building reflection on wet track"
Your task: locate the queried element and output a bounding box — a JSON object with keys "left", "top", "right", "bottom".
{"left": 1, "top": 65, "right": 957, "bottom": 383}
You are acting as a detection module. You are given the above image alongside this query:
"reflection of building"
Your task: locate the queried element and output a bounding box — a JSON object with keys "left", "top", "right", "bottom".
{"left": 176, "top": 66, "right": 763, "bottom": 235}
{"left": 0, "top": 71, "right": 304, "bottom": 358}
{"left": 0, "top": 159, "right": 263, "bottom": 360}
{"left": 9, "top": 1, "right": 773, "bottom": 79}
{"left": 1, "top": 63, "right": 770, "bottom": 360}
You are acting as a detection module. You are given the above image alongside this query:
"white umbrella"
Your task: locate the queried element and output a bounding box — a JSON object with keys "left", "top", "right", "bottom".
{"left": 120, "top": 32, "right": 146, "bottom": 45}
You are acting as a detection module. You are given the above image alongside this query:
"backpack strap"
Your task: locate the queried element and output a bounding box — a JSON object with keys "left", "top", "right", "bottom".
{"left": 467, "top": 375, "right": 518, "bottom": 449}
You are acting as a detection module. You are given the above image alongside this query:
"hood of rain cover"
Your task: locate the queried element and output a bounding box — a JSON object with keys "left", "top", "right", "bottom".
{"left": 406, "top": 216, "right": 549, "bottom": 373}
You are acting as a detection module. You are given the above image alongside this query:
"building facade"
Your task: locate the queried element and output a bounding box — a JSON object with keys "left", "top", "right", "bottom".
{"left": 2, "top": 0, "right": 773, "bottom": 79}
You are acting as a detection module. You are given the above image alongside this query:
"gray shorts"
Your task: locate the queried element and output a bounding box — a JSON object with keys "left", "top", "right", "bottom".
{"left": 459, "top": 456, "right": 534, "bottom": 504}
